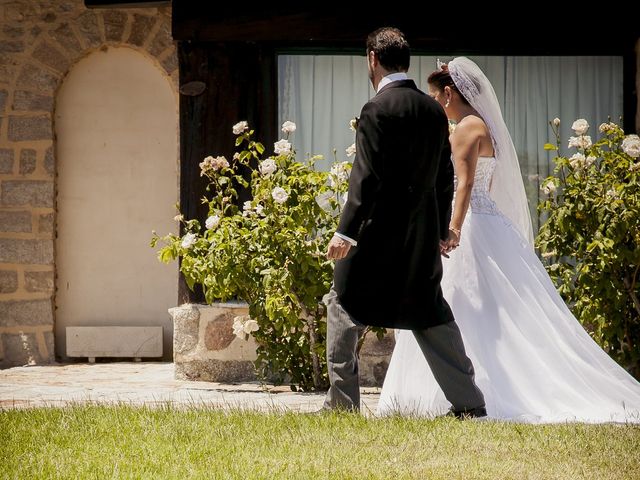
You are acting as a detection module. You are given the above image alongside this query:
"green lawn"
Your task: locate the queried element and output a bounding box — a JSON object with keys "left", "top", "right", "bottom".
{"left": 1, "top": 406, "right": 639, "bottom": 479}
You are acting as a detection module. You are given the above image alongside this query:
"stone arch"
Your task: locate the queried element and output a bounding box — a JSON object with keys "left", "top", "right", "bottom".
{"left": 0, "top": 0, "right": 178, "bottom": 367}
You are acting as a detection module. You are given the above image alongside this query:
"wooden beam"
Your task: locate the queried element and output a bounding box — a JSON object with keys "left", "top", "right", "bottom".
{"left": 84, "top": 0, "right": 169, "bottom": 8}
{"left": 171, "top": 4, "right": 639, "bottom": 54}
{"left": 177, "top": 41, "right": 277, "bottom": 302}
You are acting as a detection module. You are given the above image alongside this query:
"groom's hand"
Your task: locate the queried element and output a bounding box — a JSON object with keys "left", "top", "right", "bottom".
{"left": 327, "top": 235, "right": 352, "bottom": 260}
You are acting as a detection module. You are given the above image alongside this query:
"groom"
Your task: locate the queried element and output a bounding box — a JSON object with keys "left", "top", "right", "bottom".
{"left": 323, "top": 27, "right": 486, "bottom": 417}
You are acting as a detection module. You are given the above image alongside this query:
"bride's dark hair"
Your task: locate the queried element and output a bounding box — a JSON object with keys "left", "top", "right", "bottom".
{"left": 427, "top": 65, "right": 470, "bottom": 105}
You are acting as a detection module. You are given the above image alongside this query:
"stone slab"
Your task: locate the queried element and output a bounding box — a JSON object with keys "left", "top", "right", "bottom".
{"left": 66, "top": 326, "right": 163, "bottom": 359}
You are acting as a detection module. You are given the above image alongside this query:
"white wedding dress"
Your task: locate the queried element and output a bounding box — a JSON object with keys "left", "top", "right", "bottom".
{"left": 378, "top": 156, "right": 640, "bottom": 423}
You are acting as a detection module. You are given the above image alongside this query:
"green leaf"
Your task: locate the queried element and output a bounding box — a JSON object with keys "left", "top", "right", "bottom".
{"left": 544, "top": 143, "right": 558, "bottom": 151}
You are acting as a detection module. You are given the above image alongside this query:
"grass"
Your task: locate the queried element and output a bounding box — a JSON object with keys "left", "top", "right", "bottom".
{"left": 1, "top": 406, "right": 639, "bottom": 479}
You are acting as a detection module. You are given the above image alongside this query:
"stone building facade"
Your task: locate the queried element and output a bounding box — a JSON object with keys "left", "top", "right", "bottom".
{"left": 0, "top": 0, "right": 177, "bottom": 367}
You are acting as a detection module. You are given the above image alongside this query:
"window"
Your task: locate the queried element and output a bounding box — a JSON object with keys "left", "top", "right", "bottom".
{"left": 278, "top": 54, "right": 623, "bottom": 231}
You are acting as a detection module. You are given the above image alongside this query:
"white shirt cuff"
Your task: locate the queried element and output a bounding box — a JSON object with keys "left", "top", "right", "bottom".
{"left": 334, "top": 232, "right": 357, "bottom": 247}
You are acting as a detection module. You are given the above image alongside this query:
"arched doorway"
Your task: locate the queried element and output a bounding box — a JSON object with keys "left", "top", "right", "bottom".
{"left": 55, "top": 47, "right": 178, "bottom": 360}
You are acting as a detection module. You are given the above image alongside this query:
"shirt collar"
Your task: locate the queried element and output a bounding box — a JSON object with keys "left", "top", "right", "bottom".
{"left": 377, "top": 72, "right": 409, "bottom": 93}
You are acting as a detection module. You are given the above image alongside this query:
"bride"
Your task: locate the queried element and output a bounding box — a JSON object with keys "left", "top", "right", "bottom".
{"left": 377, "top": 57, "right": 640, "bottom": 423}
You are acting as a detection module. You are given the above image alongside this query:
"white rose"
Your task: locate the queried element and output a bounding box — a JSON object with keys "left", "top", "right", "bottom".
{"left": 199, "top": 156, "right": 214, "bottom": 175}
{"left": 242, "top": 201, "right": 253, "bottom": 217}
{"left": 349, "top": 118, "right": 358, "bottom": 131}
{"left": 254, "top": 204, "right": 265, "bottom": 216}
{"left": 271, "top": 187, "right": 289, "bottom": 204}
{"left": 330, "top": 162, "right": 351, "bottom": 186}
{"left": 174, "top": 214, "right": 184, "bottom": 222}
{"left": 205, "top": 215, "right": 220, "bottom": 230}
{"left": 232, "top": 121, "right": 249, "bottom": 135}
{"left": 571, "top": 119, "right": 589, "bottom": 135}
{"left": 552, "top": 118, "right": 560, "bottom": 127}
{"left": 274, "top": 139, "right": 292, "bottom": 155}
{"left": 243, "top": 319, "right": 259, "bottom": 334}
{"left": 232, "top": 316, "right": 246, "bottom": 338}
{"left": 541, "top": 181, "right": 556, "bottom": 195}
{"left": 212, "top": 156, "right": 229, "bottom": 171}
{"left": 281, "top": 121, "right": 297, "bottom": 134}
{"left": 345, "top": 143, "right": 356, "bottom": 157}
{"left": 622, "top": 134, "right": 640, "bottom": 158}
{"left": 315, "top": 191, "right": 333, "bottom": 210}
{"left": 181, "top": 232, "right": 197, "bottom": 249}
{"left": 585, "top": 155, "right": 597, "bottom": 167}
{"left": 569, "top": 153, "right": 585, "bottom": 169}
{"left": 568, "top": 136, "right": 592, "bottom": 149}
{"left": 259, "top": 158, "right": 277, "bottom": 176}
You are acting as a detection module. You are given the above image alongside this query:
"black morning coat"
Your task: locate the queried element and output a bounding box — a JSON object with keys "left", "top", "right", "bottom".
{"left": 333, "top": 79, "right": 455, "bottom": 330}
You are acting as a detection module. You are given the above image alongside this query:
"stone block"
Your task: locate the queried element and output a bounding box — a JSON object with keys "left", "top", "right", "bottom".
{"left": 44, "top": 146, "right": 54, "bottom": 176}
{"left": 0, "top": 300, "right": 53, "bottom": 328}
{"left": 205, "top": 312, "right": 236, "bottom": 351}
{"left": 1, "top": 332, "right": 39, "bottom": 367}
{"left": 103, "top": 11, "right": 127, "bottom": 42}
{"left": 0, "top": 210, "right": 32, "bottom": 233}
{"left": 170, "top": 303, "right": 258, "bottom": 382}
{"left": 76, "top": 11, "right": 102, "bottom": 48}
{"left": 19, "top": 149, "right": 36, "bottom": 175}
{"left": 50, "top": 23, "right": 82, "bottom": 57}
{"left": 38, "top": 212, "right": 54, "bottom": 233}
{"left": 149, "top": 21, "right": 173, "bottom": 57}
{"left": 24, "top": 271, "right": 54, "bottom": 293}
{"left": 0, "top": 54, "right": 18, "bottom": 85}
{"left": 13, "top": 91, "right": 53, "bottom": 112}
{"left": 0, "top": 41, "right": 24, "bottom": 53}
{"left": 8, "top": 116, "right": 52, "bottom": 142}
{"left": 0, "top": 239, "right": 53, "bottom": 265}
{"left": 170, "top": 304, "right": 199, "bottom": 355}
{"left": 0, "top": 148, "right": 14, "bottom": 174}
{"left": 358, "top": 331, "right": 395, "bottom": 387}
{"left": 128, "top": 14, "right": 156, "bottom": 47}
{"left": 66, "top": 326, "right": 163, "bottom": 359}
{"left": 161, "top": 51, "right": 177, "bottom": 74}
{"left": 3, "top": 25, "right": 24, "bottom": 39}
{"left": 0, "top": 270, "right": 18, "bottom": 294}
{"left": 16, "top": 64, "right": 59, "bottom": 92}
{"left": 0, "top": 89, "right": 7, "bottom": 113}
{"left": 32, "top": 42, "right": 69, "bottom": 74}
{"left": 43, "top": 330, "right": 54, "bottom": 358}
{"left": 1, "top": 180, "right": 53, "bottom": 207}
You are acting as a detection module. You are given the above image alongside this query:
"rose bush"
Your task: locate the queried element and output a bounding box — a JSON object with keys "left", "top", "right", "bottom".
{"left": 151, "top": 121, "right": 382, "bottom": 391}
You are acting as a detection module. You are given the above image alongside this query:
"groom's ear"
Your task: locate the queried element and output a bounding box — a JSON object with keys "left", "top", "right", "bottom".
{"left": 368, "top": 50, "right": 378, "bottom": 68}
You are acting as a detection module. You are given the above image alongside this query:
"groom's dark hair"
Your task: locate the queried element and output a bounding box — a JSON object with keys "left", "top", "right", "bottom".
{"left": 366, "top": 27, "right": 410, "bottom": 72}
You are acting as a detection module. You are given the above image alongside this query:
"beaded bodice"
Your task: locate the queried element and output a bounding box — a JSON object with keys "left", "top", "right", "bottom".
{"left": 454, "top": 156, "right": 501, "bottom": 216}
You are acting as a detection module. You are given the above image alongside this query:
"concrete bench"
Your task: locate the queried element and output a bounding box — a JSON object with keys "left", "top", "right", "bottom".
{"left": 66, "top": 326, "right": 163, "bottom": 363}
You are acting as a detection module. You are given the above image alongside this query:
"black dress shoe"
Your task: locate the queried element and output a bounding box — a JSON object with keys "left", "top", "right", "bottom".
{"left": 447, "top": 406, "right": 487, "bottom": 419}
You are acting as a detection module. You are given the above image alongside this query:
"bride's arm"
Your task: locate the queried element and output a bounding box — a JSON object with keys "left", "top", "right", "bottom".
{"left": 445, "top": 120, "right": 483, "bottom": 249}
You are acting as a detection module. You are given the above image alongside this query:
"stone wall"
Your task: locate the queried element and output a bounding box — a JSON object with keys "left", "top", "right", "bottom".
{"left": 0, "top": 0, "right": 177, "bottom": 368}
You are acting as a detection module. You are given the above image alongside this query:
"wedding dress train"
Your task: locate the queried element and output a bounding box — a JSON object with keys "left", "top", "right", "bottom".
{"left": 378, "top": 156, "right": 640, "bottom": 423}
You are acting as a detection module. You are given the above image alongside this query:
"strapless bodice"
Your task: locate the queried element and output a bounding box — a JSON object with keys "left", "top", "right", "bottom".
{"left": 455, "top": 156, "right": 501, "bottom": 216}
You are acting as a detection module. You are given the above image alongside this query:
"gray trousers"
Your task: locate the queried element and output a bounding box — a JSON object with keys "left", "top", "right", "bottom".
{"left": 323, "top": 288, "right": 485, "bottom": 412}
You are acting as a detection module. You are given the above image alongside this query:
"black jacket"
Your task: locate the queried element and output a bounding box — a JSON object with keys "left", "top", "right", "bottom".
{"left": 334, "top": 79, "right": 455, "bottom": 329}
